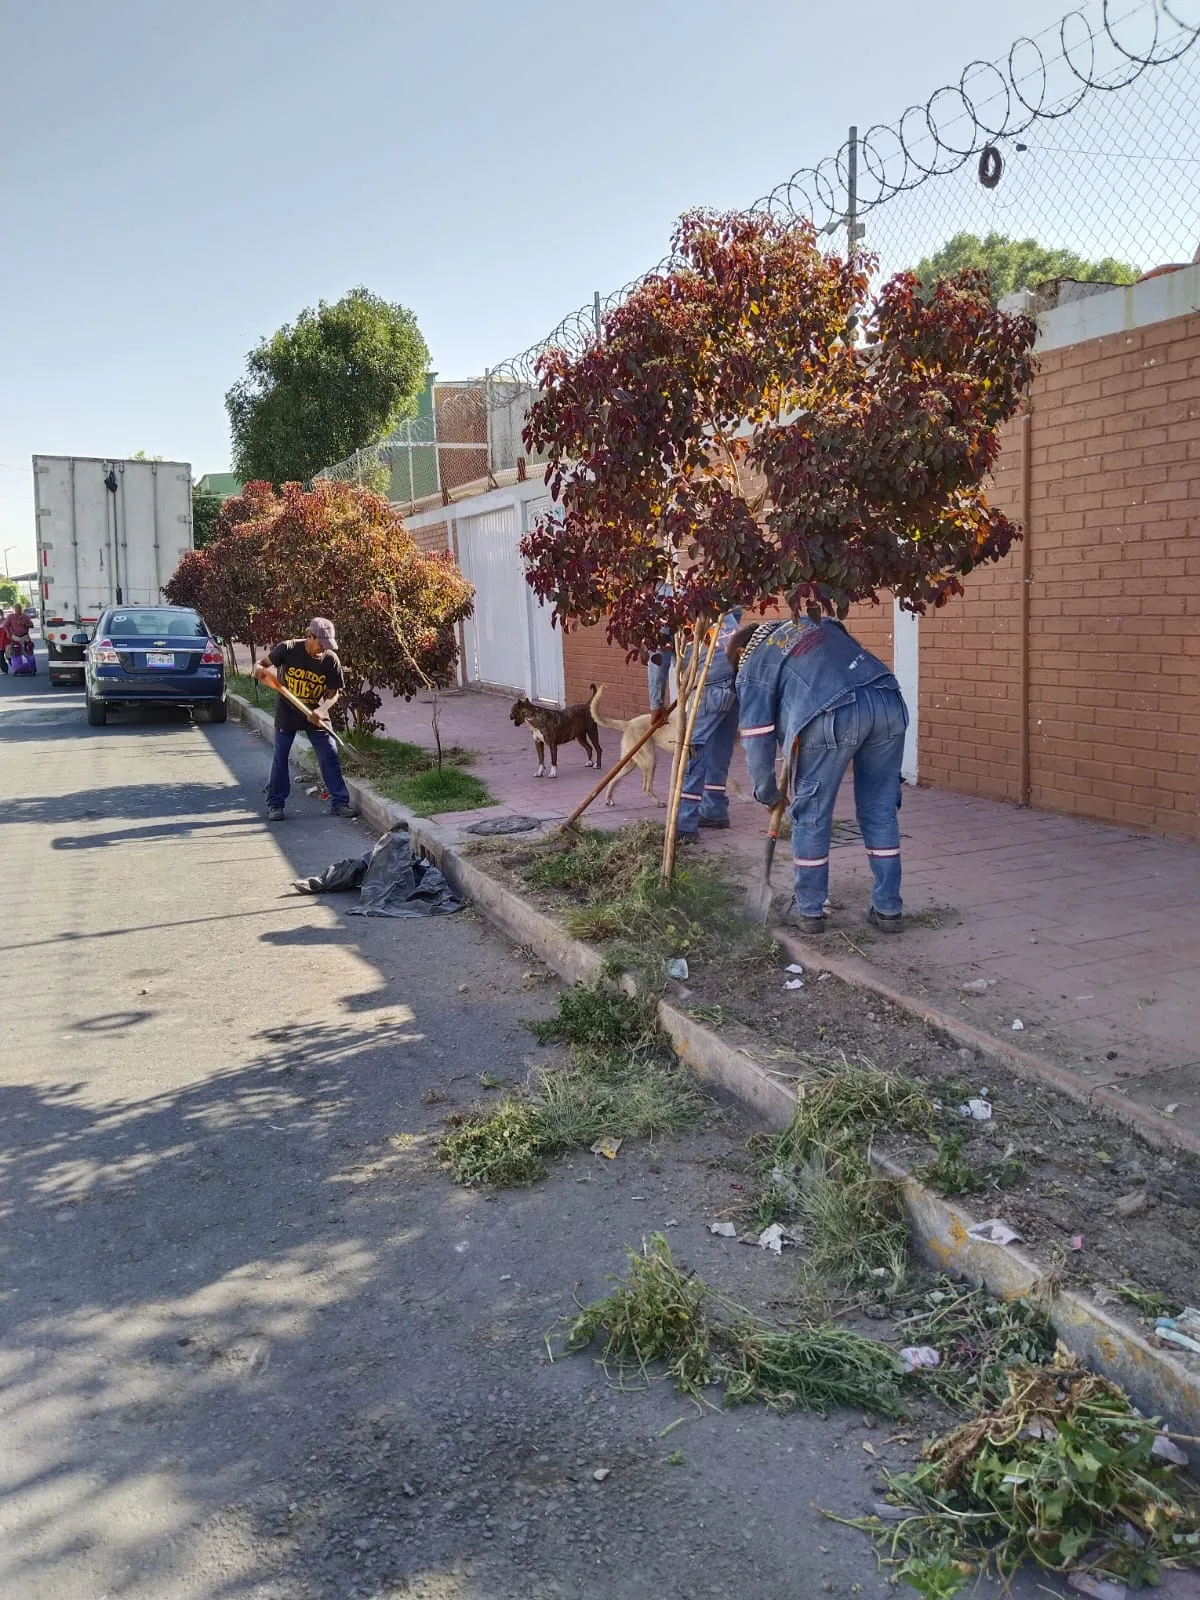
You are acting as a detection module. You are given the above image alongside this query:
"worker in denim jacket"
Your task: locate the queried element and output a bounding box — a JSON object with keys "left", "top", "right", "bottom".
{"left": 649, "top": 608, "right": 744, "bottom": 841}
{"left": 730, "top": 614, "right": 908, "bottom": 934}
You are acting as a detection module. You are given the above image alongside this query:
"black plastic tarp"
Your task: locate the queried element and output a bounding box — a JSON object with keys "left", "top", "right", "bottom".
{"left": 293, "top": 826, "right": 462, "bottom": 917}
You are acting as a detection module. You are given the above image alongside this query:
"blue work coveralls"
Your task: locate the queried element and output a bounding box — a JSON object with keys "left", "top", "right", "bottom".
{"left": 735, "top": 618, "right": 908, "bottom": 918}
{"left": 648, "top": 609, "right": 743, "bottom": 837}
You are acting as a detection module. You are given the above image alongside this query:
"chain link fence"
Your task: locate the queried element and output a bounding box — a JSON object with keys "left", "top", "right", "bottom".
{"left": 314, "top": 0, "right": 1199, "bottom": 499}
{"left": 482, "top": 0, "right": 1199, "bottom": 466}
{"left": 318, "top": 382, "right": 489, "bottom": 508}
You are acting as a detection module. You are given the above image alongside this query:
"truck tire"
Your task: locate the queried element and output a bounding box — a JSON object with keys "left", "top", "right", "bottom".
{"left": 86, "top": 694, "right": 107, "bottom": 727}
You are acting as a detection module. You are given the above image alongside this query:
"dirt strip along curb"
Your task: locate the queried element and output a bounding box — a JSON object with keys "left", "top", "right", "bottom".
{"left": 774, "top": 928, "right": 1200, "bottom": 1162}
{"left": 227, "top": 693, "right": 1200, "bottom": 1434}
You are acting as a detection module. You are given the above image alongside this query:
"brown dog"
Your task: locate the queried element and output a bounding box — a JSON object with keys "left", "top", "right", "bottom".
{"left": 588, "top": 685, "right": 680, "bottom": 806}
{"left": 510, "top": 688, "right": 602, "bottom": 778}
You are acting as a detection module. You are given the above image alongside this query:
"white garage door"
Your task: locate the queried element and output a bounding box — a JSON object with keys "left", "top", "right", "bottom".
{"left": 457, "top": 499, "right": 564, "bottom": 704}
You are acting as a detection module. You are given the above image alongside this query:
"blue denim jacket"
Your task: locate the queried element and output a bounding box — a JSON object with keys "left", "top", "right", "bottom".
{"left": 647, "top": 609, "right": 743, "bottom": 710}
{"left": 736, "top": 619, "right": 896, "bottom": 804}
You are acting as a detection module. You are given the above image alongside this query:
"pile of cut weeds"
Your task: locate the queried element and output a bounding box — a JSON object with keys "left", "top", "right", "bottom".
{"left": 557, "top": 1232, "right": 907, "bottom": 1418}
{"left": 439, "top": 982, "right": 706, "bottom": 1188}
{"left": 845, "top": 1351, "right": 1200, "bottom": 1595}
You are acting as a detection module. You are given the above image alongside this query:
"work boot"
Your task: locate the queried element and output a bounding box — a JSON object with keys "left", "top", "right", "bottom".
{"left": 786, "top": 907, "right": 827, "bottom": 935}
{"left": 330, "top": 802, "right": 359, "bottom": 819}
{"left": 867, "top": 906, "right": 904, "bottom": 934}
{"left": 267, "top": 806, "right": 286, "bottom": 822}
{"left": 697, "top": 816, "right": 730, "bottom": 830}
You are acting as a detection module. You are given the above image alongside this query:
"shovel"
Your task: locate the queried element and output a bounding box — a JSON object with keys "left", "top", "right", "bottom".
{"left": 741, "top": 793, "right": 788, "bottom": 925}
{"left": 741, "top": 734, "right": 798, "bottom": 925}
{"left": 256, "top": 666, "right": 364, "bottom": 765}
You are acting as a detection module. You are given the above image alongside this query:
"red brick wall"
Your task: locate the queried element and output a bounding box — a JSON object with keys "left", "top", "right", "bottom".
{"left": 564, "top": 596, "right": 897, "bottom": 722}
{"left": 919, "top": 312, "right": 1200, "bottom": 841}
{"left": 409, "top": 519, "right": 450, "bottom": 556}
{"left": 845, "top": 598, "right": 894, "bottom": 668}
{"left": 563, "top": 623, "right": 646, "bottom": 717}
{"left": 919, "top": 416, "right": 1025, "bottom": 803}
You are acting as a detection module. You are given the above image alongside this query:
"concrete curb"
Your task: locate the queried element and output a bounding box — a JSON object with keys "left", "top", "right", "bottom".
{"left": 227, "top": 692, "right": 1200, "bottom": 1433}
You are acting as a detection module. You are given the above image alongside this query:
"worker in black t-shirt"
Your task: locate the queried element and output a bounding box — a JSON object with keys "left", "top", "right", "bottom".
{"left": 253, "top": 617, "right": 358, "bottom": 821}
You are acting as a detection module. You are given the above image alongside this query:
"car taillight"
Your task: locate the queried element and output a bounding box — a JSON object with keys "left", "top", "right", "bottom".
{"left": 201, "top": 639, "right": 223, "bottom": 664}
{"left": 92, "top": 639, "right": 119, "bottom": 665}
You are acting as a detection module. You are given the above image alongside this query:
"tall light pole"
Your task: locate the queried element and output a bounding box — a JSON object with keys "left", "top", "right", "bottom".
{"left": 2, "top": 547, "right": 14, "bottom": 577}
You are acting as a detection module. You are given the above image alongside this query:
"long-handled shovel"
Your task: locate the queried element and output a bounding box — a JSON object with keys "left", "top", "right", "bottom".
{"left": 741, "top": 735, "right": 798, "bottom": 925}
{"left": 741, "top": 793, "right": 788, "bottom": 925}
{"left": 256, "top": 667, "right": 366, "bottom": 766}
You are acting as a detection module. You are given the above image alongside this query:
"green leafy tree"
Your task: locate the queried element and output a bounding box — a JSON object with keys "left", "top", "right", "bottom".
{"left": 191, "top": 488, "right": 223, "bottom": 550}
{"left": 226, "top": 288, "right": 429, "bottom": 485}
{"left": 915, "top": 232, "right": 1139, "bottom": 302}
{"left": 0, "top": 578, "right": 23, "bottom": 607}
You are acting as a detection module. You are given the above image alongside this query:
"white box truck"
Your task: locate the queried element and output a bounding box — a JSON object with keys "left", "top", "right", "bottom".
{"left": 33, "top": 455, "right": 194, "bottom": 686}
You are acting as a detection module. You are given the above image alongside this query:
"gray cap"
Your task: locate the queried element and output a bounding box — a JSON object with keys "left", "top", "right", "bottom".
{"left": 307, "top": 617, "right": 338, "bottom": 652}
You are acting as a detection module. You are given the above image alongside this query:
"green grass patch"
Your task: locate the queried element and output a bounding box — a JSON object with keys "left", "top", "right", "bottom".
{"left": 384, "top": 765, "right": 493, "bottom": 816}
{"left": 521, "top": 821, "right": 775, "bottom": 984}
{"left": 558, "top": 1233, "right": 906, "bottom": 1417}
{"left": 228, "top": 670, "right": 277, "bottom": 715}
{"left": 439, "top": 982, "right": 704, "bottom": 1188}
{"left": 339, "top": 732, "right": 492, "bottom": 815}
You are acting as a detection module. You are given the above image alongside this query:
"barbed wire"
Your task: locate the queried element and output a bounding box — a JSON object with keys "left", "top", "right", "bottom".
{"left": 486, "top": 0, "right": 1199, "bottom": 394}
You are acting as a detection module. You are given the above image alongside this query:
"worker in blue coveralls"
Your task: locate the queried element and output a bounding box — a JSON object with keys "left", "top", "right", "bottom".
{"left": 727, "top": 610, "right": 908, "bottom": 934}
{"left": 648, "top": 607, "right": 744, "bottom": 842}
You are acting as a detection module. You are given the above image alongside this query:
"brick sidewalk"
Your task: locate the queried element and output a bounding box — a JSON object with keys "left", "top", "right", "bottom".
{"left": 376, "top": 686, "right": 1200, "bottom": 1140}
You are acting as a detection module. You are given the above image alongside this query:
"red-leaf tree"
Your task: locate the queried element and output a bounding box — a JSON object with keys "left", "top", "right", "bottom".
{"left": 166, "top": 478, "right": 473, "bottom": 734}
{"left": 520, "top": 208, "right": 1037, "bottom": 876}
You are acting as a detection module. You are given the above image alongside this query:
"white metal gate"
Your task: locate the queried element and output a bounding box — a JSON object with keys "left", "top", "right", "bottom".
{"left": 456, "top": 498, "right": 564, "bottom": 704}
{"left": 521, "top": 497, "right": 565, "bottom": 705}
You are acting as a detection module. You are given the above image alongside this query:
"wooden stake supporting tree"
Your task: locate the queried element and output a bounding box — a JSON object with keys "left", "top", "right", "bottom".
{"left": 520, "top": 209, "right": 1037, "bottom": 881}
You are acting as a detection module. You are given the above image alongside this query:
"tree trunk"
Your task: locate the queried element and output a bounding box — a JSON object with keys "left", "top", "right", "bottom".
{"left": 660, "top": 621, "right": 720, "bottom": 887}
{"left": 431, "top": 690, "right": 444, "bottom": 770}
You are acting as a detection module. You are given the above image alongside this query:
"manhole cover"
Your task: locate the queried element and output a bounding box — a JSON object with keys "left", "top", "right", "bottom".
{"left": 464, "top": 815, "right": 546, "bottom": 836}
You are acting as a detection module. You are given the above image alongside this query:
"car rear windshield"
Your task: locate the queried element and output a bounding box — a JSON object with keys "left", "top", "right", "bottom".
{"left": 106, "top": 610, "right": 206, "bottom": 638}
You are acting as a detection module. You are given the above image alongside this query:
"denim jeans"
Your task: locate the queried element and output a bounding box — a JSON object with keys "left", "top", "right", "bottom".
{"left": 268, "top": 726, "right": 350, "bottom": 811}
{"left": 789, "top": 681, "right": 907, "bottom": 917}
{"left": 678, "top": 684, "right": 740, "bottom": 836}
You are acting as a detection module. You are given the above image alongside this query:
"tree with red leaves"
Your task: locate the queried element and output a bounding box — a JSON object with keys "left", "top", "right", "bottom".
{"left": 166, "top": 479, "right": 473, "bottom": 735}
{"left": 520, "top": 208, "right": 1037, "bottom": 876}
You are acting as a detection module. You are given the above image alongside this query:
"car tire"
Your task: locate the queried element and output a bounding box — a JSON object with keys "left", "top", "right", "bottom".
{"left": 86, "top": 694, "right": 107, "bottom": 727}
{"left": 207, "top": 698, "right": 228, "bottom": 724}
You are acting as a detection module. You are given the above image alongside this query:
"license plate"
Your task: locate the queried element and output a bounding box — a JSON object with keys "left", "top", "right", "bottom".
{"left": 146, "top": 651, "right": 175, "bottom": 667}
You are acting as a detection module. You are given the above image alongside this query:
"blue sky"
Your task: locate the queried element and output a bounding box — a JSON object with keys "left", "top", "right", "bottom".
{"left": 0, "top": 0, "right": 1092, "bottom": 573}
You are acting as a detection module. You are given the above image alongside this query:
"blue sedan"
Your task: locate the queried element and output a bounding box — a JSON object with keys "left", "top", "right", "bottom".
{"left": 83, "top": 605, "right": 228, "bottom": 727}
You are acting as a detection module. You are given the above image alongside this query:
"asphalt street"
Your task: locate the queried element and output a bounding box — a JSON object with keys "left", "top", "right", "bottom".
{"left": 0, "top": 656, "right": 1042, "bottom": 1600}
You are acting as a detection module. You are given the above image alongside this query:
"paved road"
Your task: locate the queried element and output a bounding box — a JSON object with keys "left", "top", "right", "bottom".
{"left": 0, "top": 662, "right": 1038, "bottom": 1600}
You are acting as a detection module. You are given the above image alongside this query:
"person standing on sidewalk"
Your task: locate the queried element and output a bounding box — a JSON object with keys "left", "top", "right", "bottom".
{"left": 253, "top": 618, "right": 357, "bottom": 821}
{"left": 648, "top": 607, "right": 744, "bottom": 841}
{"left": 729, "top": 610, "right": 908, "bottom": 934}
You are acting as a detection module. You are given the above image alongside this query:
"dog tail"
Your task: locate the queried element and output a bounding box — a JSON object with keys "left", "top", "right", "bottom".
{"left": 589, "top": 683, "right": 627, "bottom": 733}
